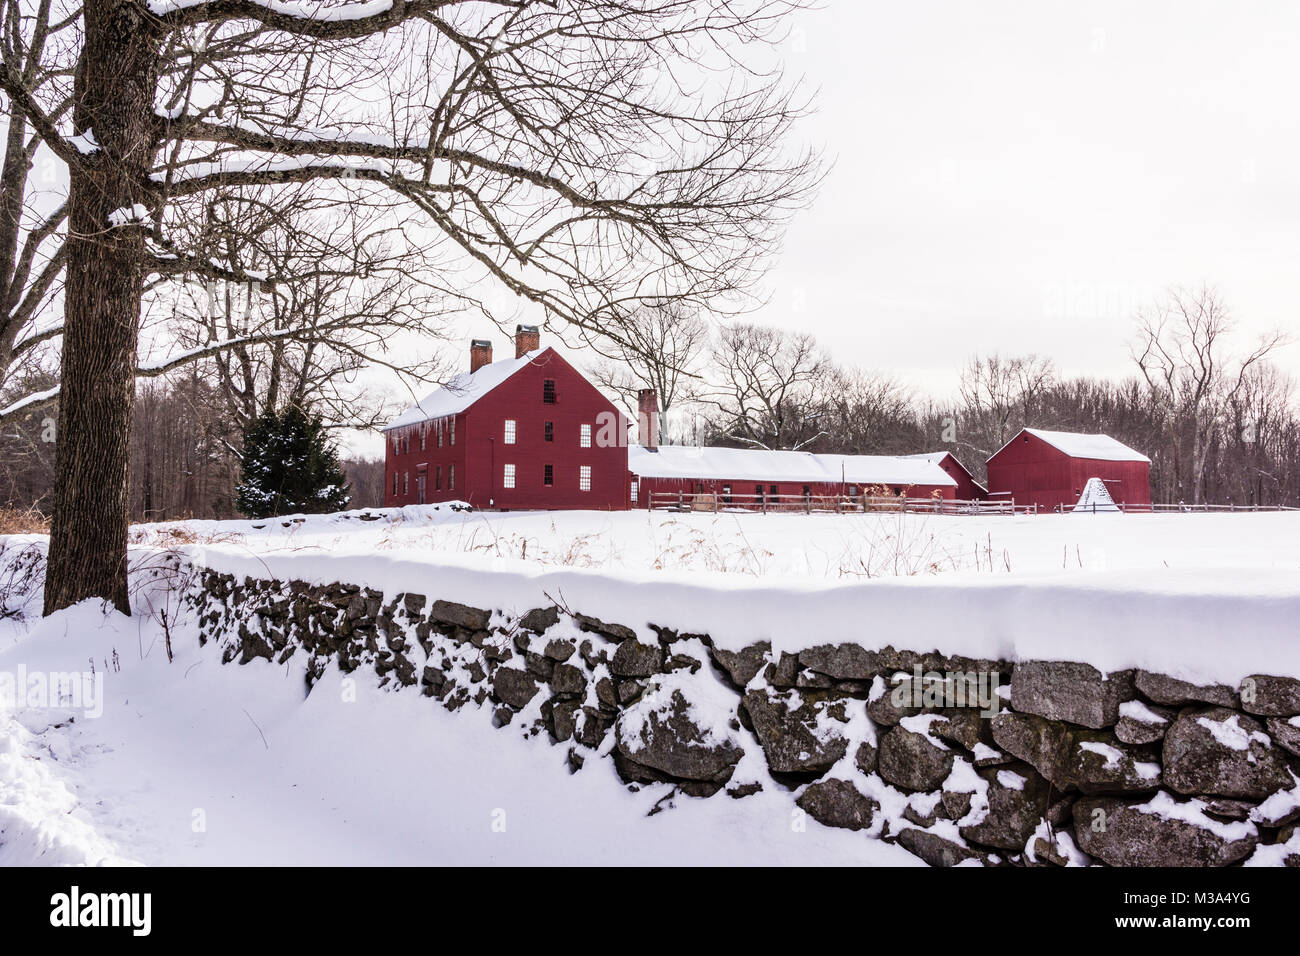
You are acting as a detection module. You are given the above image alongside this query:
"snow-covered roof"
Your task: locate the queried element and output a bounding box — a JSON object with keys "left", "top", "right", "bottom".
{"left": 383, "top": 350, "right": 542, "bottom": 431}
{"left": 628, "top": 445, "right": 957, "bottom": 487}
{"left": 1016, "top": 428, "right": 1151, "bottom": 463}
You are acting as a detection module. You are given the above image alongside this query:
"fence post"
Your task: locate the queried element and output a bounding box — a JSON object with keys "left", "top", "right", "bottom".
{"left": 713, "top": 492, "right": 719, "bottom": 514}
{"left": 677, "top": 491, "right": 683, "bottom": 510}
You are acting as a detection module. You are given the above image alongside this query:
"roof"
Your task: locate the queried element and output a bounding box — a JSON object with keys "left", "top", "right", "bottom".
{"left": 383, "top": 349, "right": 543, "bottom": 431}
{"left": 627, "top": 445, "right": 957, "bottom": 487}
{"left": 991, "top": 427, "right": 1151, "bottom": 464}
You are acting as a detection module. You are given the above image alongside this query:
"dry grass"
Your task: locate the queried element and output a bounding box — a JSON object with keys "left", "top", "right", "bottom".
{"left": 0, "top": 505, "right": 50, "bottom": 534}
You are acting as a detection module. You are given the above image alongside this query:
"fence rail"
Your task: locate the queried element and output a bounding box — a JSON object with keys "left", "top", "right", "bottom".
{"left": 645, "top": 491, "right": 1300, "bottom": 516}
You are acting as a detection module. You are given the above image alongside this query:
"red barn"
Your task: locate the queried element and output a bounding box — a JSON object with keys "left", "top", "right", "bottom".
{"left": 382, "top": 327, "right": 629, "bottom": 510}
{"left": 903, "top": 451, "right": 987, "bottom": 501}
{"left": 985, "top": 427, "right": 1151, "bottom": 512}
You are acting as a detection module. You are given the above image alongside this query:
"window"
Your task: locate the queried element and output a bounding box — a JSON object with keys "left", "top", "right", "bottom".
{"left": 435, "top": 466, "right": 442, "bottom": 491}
{"left": 543, "top": 379, "right": 556, "bottom": 404}
{"left": 449, "top": 418, "right": 455, "bottom": 445}
{"left": 503, "top": 464, "right": 516, "bottom": 489}
{"left": 403, "top": 472, "right": 409, "bottom": 495}
{"left": 504, "top": 419, "right": 517, "bottom": 444}
{"left": 544, "top": 464, "right": 554, "bottom": 486}
{"left": 419, "top": 426, "right": 426, "bottom": 451}
{"left": 768, "top": 483, "right": 779, "bottom": 503}
{"left": 544, "top": 421, "right": 554, "bottom": 442}
{"left": 722, "top": 484, "right": 732, "bottom": 504}
{"left": 754, "top": 484, "right": 763, "bottom": 499}
{"left": 630, "top": 480, "right": 638, "bottom": 503}
{"left": 579, "top": 423, "right": 592, "bottom": 448}
{"left": 802, "top": 484, "right": 811, "bottom": 498}
{"left": 849, "top": 485, "right": 858, "bottom": 497}
{"left": 393, "top": 472, "right": 399, "bottom": 496}
{"left": 579, "top": 465, "right": 591, "bottom": 491}
{"left": 448, "top": 464, "right": 455, "bottom": 490}
{"left": 402, "top": 433, "right": 409, "bottom": 454}
{"left": 437, "top": 422, "right": 443, "bottom": 447}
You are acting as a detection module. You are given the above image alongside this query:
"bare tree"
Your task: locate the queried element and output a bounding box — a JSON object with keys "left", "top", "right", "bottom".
{"left": 957, "top": 353, "right": 1057, "bottom": 457}
{"left": 1132, "top": 285, "right": 1287, "bottom": 503}
{"left": 706, "top": 321, "right": 829, "bottom": 450}
{"left": 0, "top": 0, "right": 821, "bottom": 613}
{"left": 588, "top": 299, "right": 708, "bottom": 441}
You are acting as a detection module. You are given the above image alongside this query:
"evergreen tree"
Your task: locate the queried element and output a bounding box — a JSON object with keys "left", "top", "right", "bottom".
{"left": 236, "top": 407, "right": 351, "bottom": 518}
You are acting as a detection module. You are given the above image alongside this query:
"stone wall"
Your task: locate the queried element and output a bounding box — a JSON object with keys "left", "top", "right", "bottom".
{"left": 191, "top": 569, "right": 1300, "bottom": 867}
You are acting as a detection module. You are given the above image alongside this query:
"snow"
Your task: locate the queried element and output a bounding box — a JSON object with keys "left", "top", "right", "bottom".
{"left": 108, "top": 204, "right": 153, "bottom": 228}
{"left": 147, "top": 1, "right": 396, "bottom": 20}
{"left": 996, "top": 769, "right": 1026, "bottom": 791}
{"left": 1134, "top": 791, "right": 1257, "bottom": 842}
{"left": 1019, "top": 427, "right": 1151, "bottom": 463}
{"left": 1078, "top": 740, "right": 1124, "bottom": 768}
{"left": 1249, "top": 774, "right": 1300, "bottom": 827}
{"left": 1072, "top": 477, "right": 1119, "bottom": 513}
{"left": 1196, "top": 713, "right": 1270, "bottom": 753}
{"left": 383, "top": 350, "right": 542, "bottom": 430}
{"left": 628, "top": 444, "right": 957, "bottom": 488}
{"left": 1119, "top": 699, "right": 1167, "bottom": 726}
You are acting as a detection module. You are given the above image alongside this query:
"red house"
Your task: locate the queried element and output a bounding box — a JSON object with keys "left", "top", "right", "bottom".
{"left": 985, "top": 428, "right": 1151, "bottom": 512}
{"left": 382, "top": 327, "right": 629, "bottom": 510}
{"left": 903, "top": 451, "right": 987, "bottom": 501}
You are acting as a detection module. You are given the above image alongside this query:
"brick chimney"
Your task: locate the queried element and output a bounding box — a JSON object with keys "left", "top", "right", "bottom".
{"left": 637, "top": 388, "right": 659, "bottom": 451}
{"left": 470, "top": 339, "right": 493, "bottom": 373}
{"left": 515, "top": 324, "right": 540, "bottom": 358}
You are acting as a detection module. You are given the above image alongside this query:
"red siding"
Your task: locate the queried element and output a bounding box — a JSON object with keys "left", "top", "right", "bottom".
{"left": 930, "top": 452, "right": 987, "bottom": 501}
{"left": 384, "top": 348, "right": 628, "bottom": 511}
{"left": 986, "top": 430, "right": 1151, "bottom": 511}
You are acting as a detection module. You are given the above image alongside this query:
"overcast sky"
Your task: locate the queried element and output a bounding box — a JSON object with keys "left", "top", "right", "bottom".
{"left": 748, "top": 0, "right": 1300, "bottom": 395}
{"left": 354, "top": 0, "right": 1300, "bottom": 455}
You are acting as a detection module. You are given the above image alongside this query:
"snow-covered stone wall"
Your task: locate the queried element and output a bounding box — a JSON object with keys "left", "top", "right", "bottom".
{"left": 191, "top": 569, "right": 1300, "bottom": 867}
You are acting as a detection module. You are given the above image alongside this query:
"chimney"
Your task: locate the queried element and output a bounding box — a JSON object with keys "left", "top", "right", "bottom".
{"left": 470, "top": 339, "right": 493, "bottom": 373}
{"left": 515, "top": 323, "right": 539, "bottom": 358}
{"left": 637, "top": 388, "right": 659, "bottom": 451}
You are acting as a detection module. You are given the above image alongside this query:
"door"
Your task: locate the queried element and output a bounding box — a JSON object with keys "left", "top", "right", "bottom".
{"left": 416, "top": 472, "right": 427, "bottom": 504}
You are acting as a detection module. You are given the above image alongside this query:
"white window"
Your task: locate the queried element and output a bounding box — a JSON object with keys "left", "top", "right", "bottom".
{"left": 580, "top": 423, "right": 592, "bottom": 448}
{"left": 504, "top": 464, "right": 516, "bottom": 489}
{"left": 630, "top": 480, "right": 638, "bottom": 503}
{"left": 403, "top": 472, "right": 409, "bottom": 495}
{"left": 392, "top": 472, "right": 398, "bottom": 496}
{"left": 449, "top": 464, "right": 455, "bottom": 490}
{"left": 450, "top": 418, "right": 455, "bottom": 445}
{"left": 504, "top": 419, "right": 517, "bottom": 444}
{"left": 579, "top": 465, "right": 591, "bottom": 491}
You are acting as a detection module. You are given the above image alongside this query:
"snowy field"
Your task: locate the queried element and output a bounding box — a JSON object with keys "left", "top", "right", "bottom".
{"left": 2, "top": 506, "right": 1298, "bottom": 866}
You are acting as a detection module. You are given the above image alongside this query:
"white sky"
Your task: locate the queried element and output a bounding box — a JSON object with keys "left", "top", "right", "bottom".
{"left": 755, "top": 0, "right": 1300, "bottom": 396}
{"left": 348, "top": 0, "right": 1300, "bottom": 456}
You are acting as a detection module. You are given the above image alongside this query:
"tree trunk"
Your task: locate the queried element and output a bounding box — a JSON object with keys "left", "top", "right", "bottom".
{"left": 43, "top": 5, "right": 159, "bottom": 616}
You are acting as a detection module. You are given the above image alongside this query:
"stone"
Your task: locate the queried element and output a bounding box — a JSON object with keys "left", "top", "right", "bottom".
{"left": 959, "top": 763, "right": 1050, "bottom": 852}
{"left": 548, "top": 662, "right": 587, "bottom": 698}
{"left": 1163, "top": 707, "right": 1292, "bottom": 800}
{"left": 664, "top": 654, "right": 702, "bottom": 674}
{"left": 895, "top": 828, "right": 984, "bottom": 867}
{"left": 795, "top": 669, "right": 834, "bottom": 689}
{"left": 797, "top": 644, "right": 876, "bottom": 681}
{"left": 710, "top": 642, "right": 770, "bottom": 689}
{"left": 543, "top": 638, "right": 576, "bottom": 662}
{"left": 991, "top": 713, "right": 1161, "bottom": 794}
{"left": 1240, "top": 675, "right": 1300, "bottom": 717}
{"left": 491, "top": 667, "right": 540, "bottom": 710}
{"left": 877, "top": 725, "right": 955, "bottom": 792}
{"left": 616, "top": 679, "right": 645, "bottom": 705}
{"left": 1135, "top": 670, "right": 1237, "bottom": 708}
{"left": 741, "top": 689, "right": 850, "bottom": 775}
{"left": 796, "top": 779, "right": 877, "bottom": 831}
{"left": 575, "top": 613, "right": 637, "bottom": 643}
{"left": 1074, "top": 795, "right": 1257, "bottom": 867}
{"left": 1265, "top": 717, "right": 1300, "bottom": 758}
{"left": 1203, "top": 799, "right": 1255, "bottom": 822}
{"left": 1010, "top": 661, "right": 1134, "bottom": 729}
{"left": 1114, "top": 701, "right": 1175, "bottom": 745}
{"left": 854, "top": 740, "right": 878, "bottom": 775}
{"left": 427, "top": 599, "right": 490, "bottom": 631}
{"left": 610, "top": 640, "right": 663, "bottom": 678}
{"left": 614, "top": 689, "right": 743, "bottom": 790}
{"left": 595, "top": 677, "right": 618, "bottom": 710}
{"left": 519, "top": 606, "right": 559, "bottom": 633}
{"left": 765, "top": 652, "right": 800, "bottom": 688}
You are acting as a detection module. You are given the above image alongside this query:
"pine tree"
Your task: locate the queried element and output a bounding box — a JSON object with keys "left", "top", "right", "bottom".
{"left": 236, "top": 407, "right": 351, "bottom": 519}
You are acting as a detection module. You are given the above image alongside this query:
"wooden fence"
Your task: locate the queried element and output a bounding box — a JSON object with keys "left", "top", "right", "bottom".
{"left": 646, "top": 491, "right": 1300, "bottom": 516}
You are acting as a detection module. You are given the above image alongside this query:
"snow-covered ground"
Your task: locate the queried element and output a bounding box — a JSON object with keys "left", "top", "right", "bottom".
{"left": 2, "top": 506, "right": 1298, "bottom": 866}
